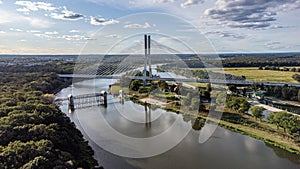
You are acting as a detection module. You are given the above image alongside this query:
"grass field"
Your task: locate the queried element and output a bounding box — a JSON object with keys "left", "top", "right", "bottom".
{"left": 188, "top": 67, "right": 299, "bottom": 83}
{"left": 222, "top": 67, "right": 299, "bottom": 83}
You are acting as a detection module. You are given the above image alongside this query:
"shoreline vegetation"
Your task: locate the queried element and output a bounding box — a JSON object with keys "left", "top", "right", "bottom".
{"left": 135, "top": 96, "right": 300, "bottom": 155}
{"left": 110, "top": 79, "right": 300, "bottom": 155}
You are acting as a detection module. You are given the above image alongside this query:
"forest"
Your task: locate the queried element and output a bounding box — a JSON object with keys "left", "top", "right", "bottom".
{"left": 0, "top": 61, "right": 100, "bottom": 168}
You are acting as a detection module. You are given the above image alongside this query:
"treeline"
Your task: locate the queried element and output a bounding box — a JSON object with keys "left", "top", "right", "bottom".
{"left": 0, "top": 61, "right": 74, "bottom": 74}
{"left": 0, "top": 64, "right": 99, "bottom": 168}
{"left": 259, "top": 65, "right": 300, "bottom": 72}
{"left": 174, "top": 55, "right": 300, "bottom": 68}
{"left": 264, "top": 85, "right": 300, "bottom": 101}
{"left": 268, "top": 111, "right": 300, "bottom": 134}
{"left": 222, "top": 55, "right": 300, "bottom": 67}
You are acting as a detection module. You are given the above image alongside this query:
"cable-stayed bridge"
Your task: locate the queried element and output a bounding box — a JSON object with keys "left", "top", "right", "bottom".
{"left": 59, "top": 35, "right": 300, "bottom": 88}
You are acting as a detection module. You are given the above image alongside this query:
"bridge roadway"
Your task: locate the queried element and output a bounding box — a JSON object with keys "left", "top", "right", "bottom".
{"left": 58, "top": 74, "right": 300, "bottom": 88}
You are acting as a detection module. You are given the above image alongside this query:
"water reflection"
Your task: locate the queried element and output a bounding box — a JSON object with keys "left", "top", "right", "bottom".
{"left": 145, "top": 104, "right": 151, "bottom": 128}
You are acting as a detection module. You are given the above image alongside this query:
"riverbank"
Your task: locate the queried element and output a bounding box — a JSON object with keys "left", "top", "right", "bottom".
{"left": 136, "top": 97, "right": 300, "bottom": 155}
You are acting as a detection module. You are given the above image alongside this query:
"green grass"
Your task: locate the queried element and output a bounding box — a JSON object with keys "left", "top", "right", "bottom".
{"left": 185, "top": 82, "right": 208, "bottom": 87}
{"left": 110, "top": 85, "right": 129, "bottom": 95}
{"left": 186, "top": 67, "right": 299, "bottom": 83}
{"left": 220, "top": 68, "right": 298, "bottom": 83}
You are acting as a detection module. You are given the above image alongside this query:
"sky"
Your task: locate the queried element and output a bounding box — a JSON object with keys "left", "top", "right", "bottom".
{"left": 0, "top": 0, "right": 300, "bottom": 54}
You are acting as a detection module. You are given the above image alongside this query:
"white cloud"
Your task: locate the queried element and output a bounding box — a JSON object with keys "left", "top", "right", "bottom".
{"left": 0, "top": 10, "right": 52, "bottom": 28}
{"left": 0, "top": 31, "right": 6, "bottom": 33}
{"left": 124, "top": 22, "right": 153, "bottom": 29}
{"left": 50, "top": 7, "right": 84, "bottom": 20}
{"left": 0, "top": 0, "right": 3, "bottom": 4}
{"left": 58, "top": 35, "right": 96, "bottom": 41}
{"left": 90, "top": 17, "right": 119, "bottom": 26}
{"left": 9, "top": 28, "right": 23, "bottom": 32}
{"left": 16, "top": 7, "right": 30, "bottom": 14}
{"left": 45, "top": 31, "right": 58, "bottom": 35}
{"left": 34, "top": 33, "right": 53, "bottom": 39}
{"left": 27, "top": 30, "right": 40, "bottom": 33}
{"left": 181, "top": 0, "right": 204, "bottom": 8}
{"left": 15, "top": 1, "right": 56, "bottom": 13}
{"left": 69, "top": 29, "right": 80, "bottom": 33}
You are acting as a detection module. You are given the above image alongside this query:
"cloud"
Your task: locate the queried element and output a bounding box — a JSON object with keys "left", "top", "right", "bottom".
{"left": 124, "top": 22, "right": 153, "bottom": 29}
{"left": 58, "top": 35, "right": 96, "bottom": 41}
{"left": 15, "top": 1, "right": 56, "bottom": 13}
{"left": 27, "top": 30, "right": 40, "bottom": 33}
{"left": 33, "top": 33, "right": 53, "bottom": 39}
{"left": 105, "top": 34, "right": 121, "bottom": 38}
{"left": 9, "top": 28, "right": 23, "bottom": 32}
{"left": 50, "top": 7, "right": 84, "bottom": 20}
{"left": 264, "top": 41, "right": 290, "bottom": 49}
{"left": 27, "top": 17, "right": 52, "bottom": 28}
{"left": 204, "top": 0, "right": 300, "bottom": 29}
{"left": 0, "top": 0, "right": 3, "bottom": 4}
{"left": 204, "top": 30, "right": 245, "bottom": 39}
{"left": 265, "top": 41, "right": 280, "bottom": 46}
{"left": 181, "top": 0, "right": 204, "bottom": 8}
{"left": 153, "top": 0, "right": 175, "bottom": 3}
{"left": 90, "top": 17, "right": 119, "bottom": 26}
{"left": 45, "top": 31, "right": 58, "bottom": 35}
{"left": 0, "top": 31, "right": 6, "bottom": 33}
{"left": 0, "top": 10, "right": 52, "bottom": 28}
{"left": 69, "top": 29, "right": 80, "bottom": 33}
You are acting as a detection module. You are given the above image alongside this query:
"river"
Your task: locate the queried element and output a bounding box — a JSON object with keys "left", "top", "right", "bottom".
{"left": 56, "top": 78, "right": 300, "bottom": 169}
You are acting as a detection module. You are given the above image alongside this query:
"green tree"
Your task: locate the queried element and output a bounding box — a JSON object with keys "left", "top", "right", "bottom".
{"left": 206, "top": 83, "right": 212, "bottom": 92}
{"left": 228, "top": 85, "right": 237, "bottom": 93}
{"left": 129, "top": 80, "right": 141, "bottom": 91}
{"left": 226, "top": 96, "right": 250, "bottom": 113}
{"left": 267, "top": 111, "right": 294, "bottom": 133}
{"left": 249, "top": 106, "right": 265, "bottom": 120}
{"left": 158, "top": 80, "right": 168, "bottom": 91}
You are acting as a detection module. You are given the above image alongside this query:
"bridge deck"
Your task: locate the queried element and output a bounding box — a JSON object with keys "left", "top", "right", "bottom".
{"left": 58, "top": 74, "right": 300, "bottom": 87}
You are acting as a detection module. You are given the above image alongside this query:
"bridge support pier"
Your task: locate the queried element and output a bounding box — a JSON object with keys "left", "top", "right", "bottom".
{"left": 100, "top": 91, "right": 107, "bottom": 107}
{"left": 68, "top": 94, "right": 74, "bottom": 112}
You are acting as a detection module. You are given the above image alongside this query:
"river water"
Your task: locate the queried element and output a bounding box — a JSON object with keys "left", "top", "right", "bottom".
{"left": 56, "top": 79, "right": 300, "bottom": 169}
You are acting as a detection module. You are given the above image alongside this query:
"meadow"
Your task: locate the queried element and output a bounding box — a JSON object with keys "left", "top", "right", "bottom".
{"left": 189, "top": 67, "right": 300, "bottom": 83}
{"left": 223, "top": 67, "right": 299, "bottom": 83}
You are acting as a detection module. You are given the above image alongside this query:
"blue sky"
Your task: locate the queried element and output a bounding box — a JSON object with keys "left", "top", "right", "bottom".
{"left": 0, "top": 0, "right": 299, "bottom": 54}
